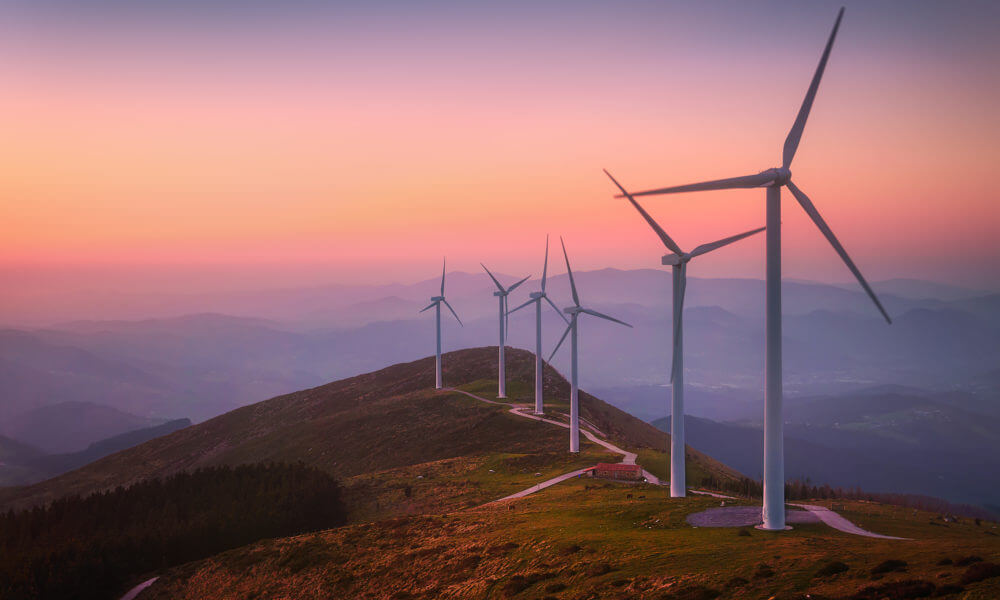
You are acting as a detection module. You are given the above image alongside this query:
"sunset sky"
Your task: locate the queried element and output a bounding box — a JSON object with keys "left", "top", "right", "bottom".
{"left": 1, "top": 0, "right": 998, "bottom": 300}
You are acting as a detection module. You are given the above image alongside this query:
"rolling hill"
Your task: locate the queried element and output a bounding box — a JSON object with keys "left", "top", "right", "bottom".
{"left": 0, "top": 435, "right": 44, "bottom": 486}
{"left": 652, "top": 388, "right": 1000, "bottom": 510}
{"left": 0, "top": 419, "right": 192, "bottom": 487}
{"left": 0, "top": 347, "right": 741, "bottom": 515}
{"left": 0, "top": 400, "right": 170, "bottom": 454}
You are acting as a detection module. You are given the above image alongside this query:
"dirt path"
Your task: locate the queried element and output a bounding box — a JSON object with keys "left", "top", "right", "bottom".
{"left": 443, "top": 388, "right": 662, "bottom": 497}
{"left": 790, "top": 503, "right": 909, "bottom": 540}
{"left": 445, "top": 389, "right": 908, "bottom": 540}
{"left": 120, "top": 577, "right": 158, "bottom": 600}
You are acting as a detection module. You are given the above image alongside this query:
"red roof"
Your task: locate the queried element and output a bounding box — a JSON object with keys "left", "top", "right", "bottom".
{"left": 593, "top": 463, "right": 641, "bottom": 472}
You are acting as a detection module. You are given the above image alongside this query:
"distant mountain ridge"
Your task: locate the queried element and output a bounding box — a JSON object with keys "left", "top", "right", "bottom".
{"left": 0, "top": 400, "right": 169, "bottom": 454}
{"left": 0, "top": 419, "right": 191, "bottom": 487}
{"left": 1, "top": 271, "right": 996, "bottom": 430}
{"left": 0, "top": 347, "right": 741, "bottom": 512}
{"left": 653, "top": 387, "right": 1000, "bottom": 509}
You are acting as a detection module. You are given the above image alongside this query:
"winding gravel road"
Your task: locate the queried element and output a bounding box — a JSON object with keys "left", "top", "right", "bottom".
{"left": 120, "top": 577, "right": 158, "bottom": 600}
{"left": 790, "top": 503, "right": 909, "bottom": 539}
{"left": 443, "top": 388, "right": 662, "bottom": 498}
{"left": 446, "top": 388, "right": 907, "bottom": 540}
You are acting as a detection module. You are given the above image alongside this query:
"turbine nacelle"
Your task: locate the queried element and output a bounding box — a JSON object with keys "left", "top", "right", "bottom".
{"left": 563, "top": 306, "right": 582, "bottom": 315}
{"left": 761, "top": 167, "right": 792, "bottom": 186}
{"left": 430, "top": 296, "right": 444, "bottom": 302}
{"left": 661, "top": 253, "right": 691, "bottom": 266}
{"left": 529, "top": 291, "right": 545, "bottom": 299}
{"left": 493, "top": 290, "right": 507, "bottom": 297}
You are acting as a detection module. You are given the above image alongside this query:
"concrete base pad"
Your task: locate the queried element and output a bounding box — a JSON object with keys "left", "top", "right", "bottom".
{"left": 686, "top": 506, "right": 819, "bottom": 528}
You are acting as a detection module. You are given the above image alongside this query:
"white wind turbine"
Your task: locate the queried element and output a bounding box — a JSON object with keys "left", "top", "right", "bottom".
{"left": 615, "top": 7, "right": 891, "bottom": 529}
{"left": 606, "top": 169, "right": 764, "bottom": 498}
{"left": 420, "top": 258, "right": 463, "bottom": 389}
{"left": 549, "top": 237, "right": 632, "bottom": 453}
{"left": 508, "top": 235, "right": 569, "bottom": 415}
{"left": 481, "top": 264, "right": 530, "bottom": 399}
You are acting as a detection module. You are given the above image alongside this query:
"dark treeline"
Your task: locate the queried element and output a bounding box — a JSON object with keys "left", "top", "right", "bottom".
{"left": 699, "top": 476, "right": 996, "bottom": 521}
{"left": 0, "top": 462, "right": 347, "bottom": 600}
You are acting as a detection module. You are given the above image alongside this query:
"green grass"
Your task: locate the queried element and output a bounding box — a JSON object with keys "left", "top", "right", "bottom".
{"left": 145, "top": 479, "right": 1000, "bottom": 600}
{"left": 456, "top": 378, "right": 570, "bottom": 412}
{"left": 635, "top": 448, "right": 721, "bottom": 489}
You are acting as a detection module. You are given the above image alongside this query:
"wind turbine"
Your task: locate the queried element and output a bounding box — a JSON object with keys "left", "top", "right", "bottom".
{"left": 549, "top": 237, "right": 632, "bottom": 453}
{"left": 614, "top": 7, "right": 891, "bottom": 529}
{"left": 605, "top": 169, "right": 764, "bottom": 498}
{"left": 420, "top": 258, "right": 463, "bottom": 389}
{"left": 481, "top": 264, "right": 530, "bottom": 399}
{"left": 508, "top": 235, "right": 569, "bottom": 415}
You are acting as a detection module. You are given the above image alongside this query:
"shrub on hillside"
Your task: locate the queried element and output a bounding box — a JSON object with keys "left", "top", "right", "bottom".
{"left": 754, "top": 563, "right": 776, "bottom": 579}
{"left": 816, "top": 560, "right": 850, "bottom": 577}
{"left": 850, "top": 579, "right": 935, "bottom": 599}
{"left": 659, "top": 585, "right": 721, "bottom": 600}
{"left": 959, "top": 562, "right": 1000, "bottom": 585}
{"left": 871, "top": 559, "right": 908, "bottom": 575}
{"left": 932, "top": 584, "right": 964, "bottom": 596}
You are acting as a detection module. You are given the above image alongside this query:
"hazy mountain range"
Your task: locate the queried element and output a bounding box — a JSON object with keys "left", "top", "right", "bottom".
{"left": 0, "top": 418, "right": 190, "bottom": 487}
{"left": 654, "top": 386, "right": 1000, "bottom": 511}
{"left": 0, "top": 270, "right": 996, "bottom": 508}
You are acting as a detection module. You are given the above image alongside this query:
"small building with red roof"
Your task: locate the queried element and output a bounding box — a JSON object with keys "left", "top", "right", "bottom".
{"left": 588, "top": 463, "right": 643, "bottom": 482}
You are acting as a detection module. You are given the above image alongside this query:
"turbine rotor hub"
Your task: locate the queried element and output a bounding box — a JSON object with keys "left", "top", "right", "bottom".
{"left": 769, "top": 167, "right": 792, "bottom": 186}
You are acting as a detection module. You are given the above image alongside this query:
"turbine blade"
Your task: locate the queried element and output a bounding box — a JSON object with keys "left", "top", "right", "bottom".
{"left": 604, "top": 169, "right": 684, "bottom": 256}
{"left": 508, "top": 297, "right": 536, "bottom": 315}
{"left": 442, "top": 298, "right": 464, "bottom": 326}
{"left": 688, "top": 226, "right": 766, "bottom": 258}
{"left": 579, "top": 307, "right": 633, "bottom": 328}
{"left": 542, "top": 234, "right": 550, "bottom": 292}
{"left": 441, "top": 258, "right": 446, "bottom": 295}
{"left": 670, "top": 263, "right": 687, "bottom": 383}
{"left": 544, "top": 295, "right": 570, "bottom": 324}
{"left": 786, "top": 180, "right": 891, "bottom": 324}
{"left": 618, "top": 172, "right": 777, "bottom": 198}
{"left": 481, "top": 263, "right": 504, "bottom": 292}
{"left": 419, "top": 301, "right": 438, "bottom": 313}
{"left": 507, "top": 275, "right": 530, "bottom": 293}
{"left": 782, "top": 7, "right": 845, "bottom": 169}
{"left": 560, "top": 236, "right": 580, "bottom": 306}
{"left": 548, "top": 320, "right": 574, "bottom": 362}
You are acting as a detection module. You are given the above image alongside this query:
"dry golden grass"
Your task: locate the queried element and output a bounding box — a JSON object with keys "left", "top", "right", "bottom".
{"left": 144, "top": 480, "right": 1000, "bottom": 599}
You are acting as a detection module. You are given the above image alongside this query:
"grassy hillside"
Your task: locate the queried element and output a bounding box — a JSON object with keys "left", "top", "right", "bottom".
{"left": 144, "top": 480, "right": 1000, "bottom": 600}
{"left": 0, "top": 348, "right": 740, "bottom": 515}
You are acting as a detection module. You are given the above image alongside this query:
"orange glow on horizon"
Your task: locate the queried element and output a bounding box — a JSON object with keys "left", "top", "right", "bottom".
{"left": 0, "top": 2, "right": 997, "bottom": 290}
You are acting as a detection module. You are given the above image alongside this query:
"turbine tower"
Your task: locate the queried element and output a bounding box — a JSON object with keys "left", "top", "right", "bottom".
{"left": 614, "top": 7, "right": 890, "bottom": 529}
{"left": 481, "top": 264, "right": 529, "bottom": 399}
{"left": 508, "top": 235, "right": 569, "bottom": 415}
{"left": 606, "top": 170, "right": 764, "bottom": 498}
{"left": 549, "top": 237, "right": 632, "bottom": 453}
{"left": 420, "top": 258, "right": 463, "bottom": 389}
